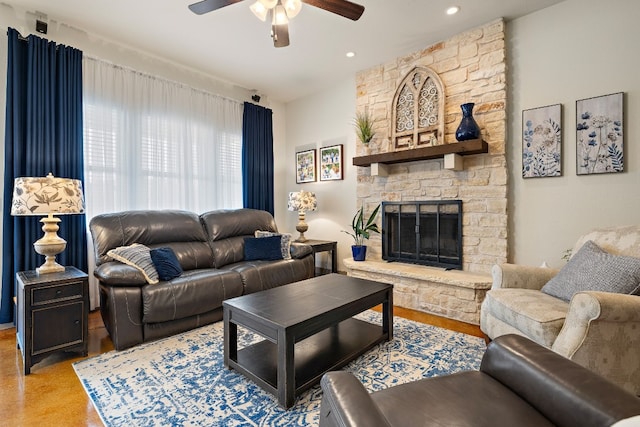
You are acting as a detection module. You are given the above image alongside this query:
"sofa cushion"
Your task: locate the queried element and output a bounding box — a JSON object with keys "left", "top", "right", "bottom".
{"left": 141, "top": 269, "right": 243, "bottom": 323}
{"left": 107, "top": 243, "right": 159, "bottom": 284}
{"left": 222, "top": 257, "right": 314, "bottom": 294}
{"left": 482, "top": 288, "right": 569, "bottom": 347}
{"left": 244, "top": 236, "right": 283, "bottom": 261}
{"left": 201, "top": 208, "right": 278, "bottom": 268}
{"left": 150, "top": 247, "right": 183, "bottom": 281}
{"left": 255, "top": 230, "right": 292, "bottom": 260}
{"left": 90, "top": 210, "right": 211, "bottom": 266}
{"left": 148, "top": 241, "right": 214, "bottom": 271}
{"left": 541, "top": 240, "right": 640, "bottom": 302}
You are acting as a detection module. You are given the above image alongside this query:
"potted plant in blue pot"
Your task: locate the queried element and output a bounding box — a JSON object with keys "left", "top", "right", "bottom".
{"left": 343, "top": 203, "right": 380, "bottom": 261}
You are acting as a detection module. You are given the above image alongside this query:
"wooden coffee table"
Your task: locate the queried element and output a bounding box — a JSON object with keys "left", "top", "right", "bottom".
{"left": 223, "top": 273, "right": 393, "bottom": 408}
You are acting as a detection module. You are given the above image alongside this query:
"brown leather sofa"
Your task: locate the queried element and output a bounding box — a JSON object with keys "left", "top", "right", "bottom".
{"left": 90, "top": 208, "right": 314, "bottom": 350}
{"left": 319, "top": 334, "right": 640, "bottom": 427}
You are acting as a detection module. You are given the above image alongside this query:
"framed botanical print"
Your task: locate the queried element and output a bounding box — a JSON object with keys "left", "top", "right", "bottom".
{"left": 319, "top": 144, "right": 343, "bottom": 181}
{"left": 576, "top": 92, "right": 624, "bottom": 175}
{"left": 522, "top": 104, "right": 562, "bottom": 178}
{"left": 295, "top": 149, "right": 316, "bottom": 183}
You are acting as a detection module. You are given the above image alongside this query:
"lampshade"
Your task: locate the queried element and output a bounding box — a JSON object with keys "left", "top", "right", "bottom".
{"left": 11, "top": 173, "right": 85, "bottom": 216}
{"left": 288, "top": 191, "right": 316, "bottom": 242}
{"left": 287, "top": 191, "right": 317, "bottom": 212}
{"left": 11, "top": 173, "right": 85, "bottom": 274}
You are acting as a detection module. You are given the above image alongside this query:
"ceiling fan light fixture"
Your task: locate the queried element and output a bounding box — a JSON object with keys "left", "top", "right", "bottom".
{"left": 282, "top": 0, "right": 302, "bottom": 19}
{"left": 273, "top": 4, "right": 289, "bottom": 25}
{"left": 259, "top": 0, "right": 278, "bottom": 9}
{"left": 250, "top": 1, "right": 269, "bottom": 21}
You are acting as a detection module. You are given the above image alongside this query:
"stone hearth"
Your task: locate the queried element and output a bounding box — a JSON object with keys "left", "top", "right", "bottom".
{"left": 345, "top": 258, "right": 491, "bottom": 325}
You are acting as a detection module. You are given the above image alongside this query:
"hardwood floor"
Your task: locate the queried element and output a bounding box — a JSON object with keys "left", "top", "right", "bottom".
{"left": 0, "top": 306, "right": 486, "bottom": 426}
{"left": 0, "top": 311, "right": 111, "bottom": 427}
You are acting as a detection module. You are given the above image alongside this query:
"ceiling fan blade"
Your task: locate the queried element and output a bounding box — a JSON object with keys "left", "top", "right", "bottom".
{"left": 188, "top": 0, "right": 245, "bottom": 15}
{"left": 302, "top": 0, "right": 364, "bottom": 21}
{"left": 272, "top": 22, "right": 290, "bottom": 48}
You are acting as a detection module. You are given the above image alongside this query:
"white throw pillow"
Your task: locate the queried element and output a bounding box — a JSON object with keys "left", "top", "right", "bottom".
{"left": 107, "top": 243, "right": 160, "bottom": 284}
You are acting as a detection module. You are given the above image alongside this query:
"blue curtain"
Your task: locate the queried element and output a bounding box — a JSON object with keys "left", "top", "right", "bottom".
{"left": 1, "top": 29, "right": 86, "bottom": 323}
{"left": 242, "top": 102, "right": 274, "bottom": 216}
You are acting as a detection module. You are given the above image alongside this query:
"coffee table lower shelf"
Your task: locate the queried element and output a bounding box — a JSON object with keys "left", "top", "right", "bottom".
{"left": 229, "top": 318, "right": 385, "bottom": 401}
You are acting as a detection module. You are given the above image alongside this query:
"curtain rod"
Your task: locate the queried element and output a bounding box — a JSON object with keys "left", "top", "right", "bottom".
{"left": 83, "top": 55, "right": 245, "bottom": 105}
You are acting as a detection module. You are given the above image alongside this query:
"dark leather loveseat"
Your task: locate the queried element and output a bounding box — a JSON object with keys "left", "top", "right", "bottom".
{"left": 320, "top": 334, "right": 640, "bottom": 427}
{"left": 90, "top": 208, "right": 314, "bottom": 350}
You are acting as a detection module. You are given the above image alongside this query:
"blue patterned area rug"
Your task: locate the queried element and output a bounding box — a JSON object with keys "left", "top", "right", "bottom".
{"left": 73, "top": 311, "right": 486, "bottom": 426}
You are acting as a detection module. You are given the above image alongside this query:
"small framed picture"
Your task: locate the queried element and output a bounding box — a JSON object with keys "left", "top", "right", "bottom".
{"left": 319, "top": 144, "right": 343, "bottom": 181}
{"left": 295, "top": 149, "right": 316, "bottom": 183}
{"left": 522, "top": 104, "right": 562, "bottom": 178}
{"left": 576, "top": 92, "right": 624, "bottom": 175}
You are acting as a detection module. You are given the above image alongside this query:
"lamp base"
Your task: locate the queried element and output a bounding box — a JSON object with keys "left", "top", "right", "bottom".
{"left": 295, "top": 211, "right": 309, "bottom": 242}
{"left": 33, "top": 215, "right": 67, "bottom": 274}
{"left": 36, "top": 257, "right": 65, "bottom": 274}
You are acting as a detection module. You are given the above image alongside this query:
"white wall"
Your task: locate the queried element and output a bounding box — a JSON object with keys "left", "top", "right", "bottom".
{"left": 507, "top": 0, "right": 640, "bottom": 267}
{"left": 284, "top": 0, "right": 640, "bottom": 270}
{"left": 284, "top": 79, "right": 357, "bottom": 272}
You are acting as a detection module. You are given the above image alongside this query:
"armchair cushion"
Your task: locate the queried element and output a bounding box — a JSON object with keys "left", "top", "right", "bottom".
{"left": 541, "top": 240, "right": 640, "bottom": 302}
{"left": 482, "top": 288, "right": 568, "bottom": 347}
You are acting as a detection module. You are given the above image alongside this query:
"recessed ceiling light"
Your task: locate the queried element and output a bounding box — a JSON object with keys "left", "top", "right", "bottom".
{"left": 346, "top": 51, "right": 356, "bottom": 58}
{"left": 446, "top": 6, "right": 460, "bottom": 15}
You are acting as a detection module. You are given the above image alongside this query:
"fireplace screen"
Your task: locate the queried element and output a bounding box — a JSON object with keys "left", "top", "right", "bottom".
{"left": 382, "top": 200, "right": 462, "bottom": 269}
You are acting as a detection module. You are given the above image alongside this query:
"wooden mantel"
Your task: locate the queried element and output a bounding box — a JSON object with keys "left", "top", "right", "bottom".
{"left": 352, "top": 139, "right": 488, "bottom": 167}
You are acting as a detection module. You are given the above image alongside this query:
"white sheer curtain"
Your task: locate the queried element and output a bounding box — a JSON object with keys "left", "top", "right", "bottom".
{"left": 82, "top": 57, "right": 243, "bottom": 308}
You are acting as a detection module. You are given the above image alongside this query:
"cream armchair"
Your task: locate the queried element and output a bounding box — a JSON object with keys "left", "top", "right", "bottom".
{"left": 480, "top": 226, "right": 640, "bottom": 395}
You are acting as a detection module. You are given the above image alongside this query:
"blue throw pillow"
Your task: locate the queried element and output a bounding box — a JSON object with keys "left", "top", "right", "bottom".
{"left": 244, "top": 235, "right": 283, "bottom": 261}
{"left": 150, "top": 247, "right": 183, "bottom": 281}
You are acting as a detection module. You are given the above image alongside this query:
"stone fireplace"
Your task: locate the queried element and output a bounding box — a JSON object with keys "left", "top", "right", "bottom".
{"left": 354, "top": 18, "right": 508, "bottom": 274}
{"left": 346, "top": 19, "right": 508, "bottom": 325}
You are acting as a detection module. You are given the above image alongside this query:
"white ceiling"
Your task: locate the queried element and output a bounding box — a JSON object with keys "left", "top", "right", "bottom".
{"left": 9, "top": 0, "right": 563, "bottom": 102}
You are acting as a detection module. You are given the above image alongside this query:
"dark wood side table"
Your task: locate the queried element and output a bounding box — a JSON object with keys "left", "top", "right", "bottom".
{"left": 15, "top": 266, "right": 89, "bottom": 374}
{"left": 303, "top": 239, "right": 338, "bottom": 276}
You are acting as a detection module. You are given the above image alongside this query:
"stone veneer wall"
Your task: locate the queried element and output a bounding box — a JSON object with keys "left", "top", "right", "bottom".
{"left": 355, "top": 19, "right": 508, "bottom": 273}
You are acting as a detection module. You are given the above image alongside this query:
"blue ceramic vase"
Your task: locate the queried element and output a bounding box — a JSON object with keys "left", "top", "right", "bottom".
{"left": 351, "top": 245, "right": 367, "bottom": 261}
{"left": 455, "top": 102, "right": 480, "bottom": 141}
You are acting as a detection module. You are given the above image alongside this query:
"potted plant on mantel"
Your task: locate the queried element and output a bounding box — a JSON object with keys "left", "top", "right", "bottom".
{"left": 354, "top": 110, "right": 375, "bottom": 147}
{"left": 343, "top": 203, "right": 381, "bottom": 261}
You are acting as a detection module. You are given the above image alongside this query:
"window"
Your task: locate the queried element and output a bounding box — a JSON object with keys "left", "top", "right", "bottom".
{"left": 82, "top": 57, "right": 243, "bottom": 219}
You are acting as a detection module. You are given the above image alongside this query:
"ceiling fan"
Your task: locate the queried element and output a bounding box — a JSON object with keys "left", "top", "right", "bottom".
{"left": 188, "top": 0, "right": 365, "bottom": 48}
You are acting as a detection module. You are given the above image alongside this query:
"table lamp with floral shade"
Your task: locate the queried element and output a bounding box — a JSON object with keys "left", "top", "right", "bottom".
{"left": 11, "top": 173, "right": 86, "bottom": 274}
{"left": 287, "top": 191, "right": 317, "bottom": 242}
